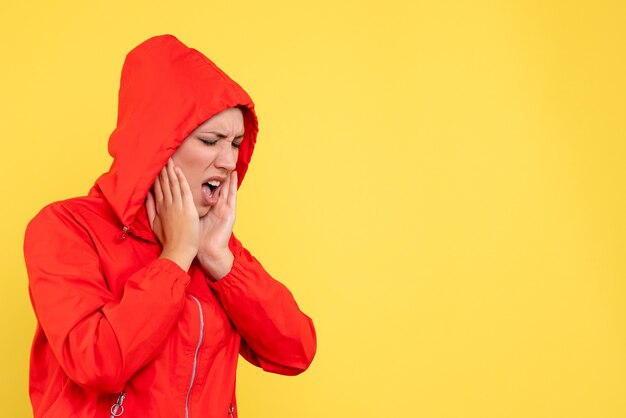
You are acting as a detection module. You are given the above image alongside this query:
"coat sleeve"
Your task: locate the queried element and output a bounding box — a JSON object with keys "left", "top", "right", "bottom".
{"left": 24, "top": 204, "right": 191, "bottom": 393}
{"left": 206, "top": 234, "right": 317, "bottom": 375}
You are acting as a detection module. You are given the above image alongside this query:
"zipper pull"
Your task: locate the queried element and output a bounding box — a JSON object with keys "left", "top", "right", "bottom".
{"left": 118, "top": 226, "right": 130, "bottom": 240}
{"left": 228, "top": 403, "right": 235, "bottom": 418}
{"left": 110, "top": 391, "right": 126, "bottom": 417}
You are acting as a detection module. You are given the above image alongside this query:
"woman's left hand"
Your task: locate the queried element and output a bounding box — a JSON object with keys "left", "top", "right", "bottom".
{"left": 197, "top": 170, "right": 238, "bottom": 280}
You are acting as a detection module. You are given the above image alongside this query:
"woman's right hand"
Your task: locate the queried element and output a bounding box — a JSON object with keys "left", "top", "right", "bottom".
{"left": 145, "top": 158, "right": 199, "bottom": 271}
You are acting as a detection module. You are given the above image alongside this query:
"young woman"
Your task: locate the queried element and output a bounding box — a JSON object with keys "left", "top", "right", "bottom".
{"left": 24, "top": 34, "right": 316, "bottom": 418}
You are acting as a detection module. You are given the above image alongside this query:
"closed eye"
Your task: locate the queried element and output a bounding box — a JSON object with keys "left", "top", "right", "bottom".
{"left": 232, "top": 134, "right": 244, "bottom": 149}
{"left": 199, "top": 138, "right": 217, "bottom": 146}
{"left": 199, "top": 136, "right": 243, "bottom": 148}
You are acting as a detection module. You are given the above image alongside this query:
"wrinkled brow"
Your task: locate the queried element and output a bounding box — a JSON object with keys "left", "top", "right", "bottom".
{"left": 199, "top": 131, "right": 245, "bottom": 139}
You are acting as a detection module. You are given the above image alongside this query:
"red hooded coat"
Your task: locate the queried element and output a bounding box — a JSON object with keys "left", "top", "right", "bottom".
{"left": 23, "top": 35, "right": 316, "bottom": 418}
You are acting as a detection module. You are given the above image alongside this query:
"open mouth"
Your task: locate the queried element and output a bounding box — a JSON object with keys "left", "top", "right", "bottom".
{"left": 201, "top": 179, "right": 223, "bottom": 205}
{"left": 204, "top": 180, "right": 221, "bottom": 196}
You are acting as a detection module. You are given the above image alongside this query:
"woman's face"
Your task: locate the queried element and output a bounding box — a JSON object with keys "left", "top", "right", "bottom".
{"left": 171, "top": 107, "right": 244, "bottom": 217}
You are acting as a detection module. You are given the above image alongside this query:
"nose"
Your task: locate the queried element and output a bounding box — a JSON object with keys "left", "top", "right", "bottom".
{"left": 214, "top": 142, "right": 237, "bottom": 171}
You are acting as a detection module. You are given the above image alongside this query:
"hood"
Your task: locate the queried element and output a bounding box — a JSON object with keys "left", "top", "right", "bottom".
{"left": 93, "top": 34, "right": 258, "bottom": 233}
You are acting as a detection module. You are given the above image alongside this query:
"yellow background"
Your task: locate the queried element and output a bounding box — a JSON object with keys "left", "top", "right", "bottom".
{"left": 1, "top": 1, "right": 625, "bottom": 417}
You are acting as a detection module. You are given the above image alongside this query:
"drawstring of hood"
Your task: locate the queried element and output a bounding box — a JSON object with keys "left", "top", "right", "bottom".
{"left": 118, "top": 226, "right": 130, "bottom": 240}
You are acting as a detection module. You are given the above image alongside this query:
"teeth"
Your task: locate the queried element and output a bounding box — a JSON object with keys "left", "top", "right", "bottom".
{"left": 207, "top": 180, "right": 221, "bottom": 187}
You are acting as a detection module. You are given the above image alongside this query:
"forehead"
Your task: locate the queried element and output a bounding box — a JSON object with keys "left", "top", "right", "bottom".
{"left": 196, "top": 107, "right": 244, "bottom": 132}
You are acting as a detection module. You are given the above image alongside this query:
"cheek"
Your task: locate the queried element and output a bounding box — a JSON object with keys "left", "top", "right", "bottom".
{"left": 177, "top": 151, "right": 212, "bottom": 181}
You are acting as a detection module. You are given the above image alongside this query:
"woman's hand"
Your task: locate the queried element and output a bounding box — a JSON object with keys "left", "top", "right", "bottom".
{"left": 197, "top": 170, "right": 238, "bottom": 280}
{"left": 145, "top": 158, "right": 200, "bottom": 272}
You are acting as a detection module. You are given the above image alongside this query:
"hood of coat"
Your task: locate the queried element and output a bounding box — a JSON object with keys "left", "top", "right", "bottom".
{"left": 94, "top": 34, "right": 258, "bottom": 231}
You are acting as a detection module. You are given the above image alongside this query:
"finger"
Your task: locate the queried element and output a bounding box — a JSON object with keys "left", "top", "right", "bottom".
{"left": 160, "top": 165, "right": 172, "bottom": 204}
{"left": 227, "top": 170, "right": 238, "bottom": 208}
{"left": 145, "top": 191, "right": 156, "bottom": 229}
{"left": 175, "top": 166, "right": 194, "bottom": 203}
{"left": 216, "top": 170, "right": 230, "bottom": 208}
{"left": 220, "top": 170, "right": 230, "bottom": 198}
{"left": 154, "top": 172, "right": 164, "bottom": 204}
{"left": 167, "top": 159, "right": 181, "bottom": 205}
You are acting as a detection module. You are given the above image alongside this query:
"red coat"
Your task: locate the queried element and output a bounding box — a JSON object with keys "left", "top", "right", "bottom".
{"left": 23, "top": 35, "right": 316, "bottom": 418}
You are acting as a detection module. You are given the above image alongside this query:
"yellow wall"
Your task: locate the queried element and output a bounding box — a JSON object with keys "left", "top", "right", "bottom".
{"left": 1, "top": 1, "right": 625, "bottom": 417}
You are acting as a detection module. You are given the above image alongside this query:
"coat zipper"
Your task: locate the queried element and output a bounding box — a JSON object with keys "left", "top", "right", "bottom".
{"left": 228, "top": 402, "right": 235, "bottom": 417}
{"left": 185, "top": 295, "right": 205, "bottom": 418}
{"left": 109, "top": 391, "right": 126, "bottom": 417}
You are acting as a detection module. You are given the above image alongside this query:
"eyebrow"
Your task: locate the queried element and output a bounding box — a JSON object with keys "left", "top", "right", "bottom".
{"left": 200, "top": 131, "right": 245, "bottom": 140}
